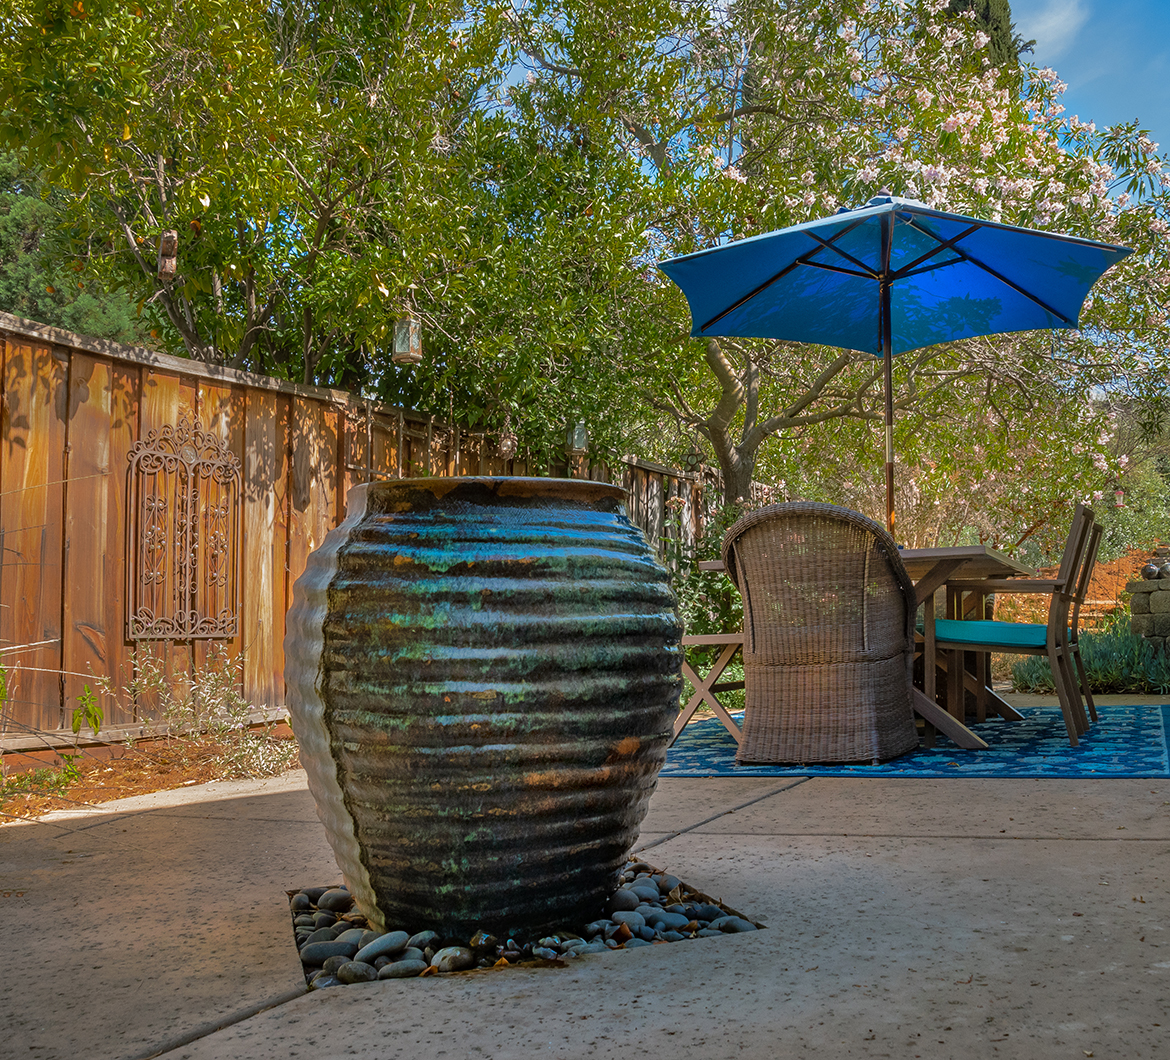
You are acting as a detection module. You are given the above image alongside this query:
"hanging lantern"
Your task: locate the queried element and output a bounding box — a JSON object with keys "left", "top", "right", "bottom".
{"left": 496, "top": 432, "right": 518, "bottom": 460}
{"left": 392, "top": 314, "right": 422, "bottom": 365}
{"left": 682, "top": 447, "right": 704, "bottom": 472}
{"left": 565, "top": 420, "right": 588, "bottom": 457}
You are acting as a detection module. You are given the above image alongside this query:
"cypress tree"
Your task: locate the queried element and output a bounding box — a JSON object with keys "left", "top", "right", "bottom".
{"left": 948, "top": 0, "right": 1033, "bottom": 67}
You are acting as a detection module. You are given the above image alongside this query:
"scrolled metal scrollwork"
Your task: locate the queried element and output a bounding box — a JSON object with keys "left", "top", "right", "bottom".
{"left": 127, "top": 415, "right": 241, "bottom": 640}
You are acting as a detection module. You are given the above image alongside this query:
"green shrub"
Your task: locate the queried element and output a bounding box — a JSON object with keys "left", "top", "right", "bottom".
{"left": 670, "top": 502, "right": 746, "bottom": 640}
{"left": 1011, "top": 613, "right": 1170, "bottom": 695}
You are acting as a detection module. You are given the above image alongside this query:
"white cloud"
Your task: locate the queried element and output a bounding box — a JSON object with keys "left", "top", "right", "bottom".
{"left": 1013, "top": 0, "right": 1092, "bottom": 61}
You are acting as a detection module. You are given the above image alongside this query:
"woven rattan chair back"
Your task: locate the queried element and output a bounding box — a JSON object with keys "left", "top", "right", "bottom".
{"left": 721, "top": 502, "right": 919, "bottom": 765}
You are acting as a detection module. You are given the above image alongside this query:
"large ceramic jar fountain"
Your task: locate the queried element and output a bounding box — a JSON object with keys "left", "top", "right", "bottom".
{"left": 284, "top": 477, "right": 682, "bottom": 936}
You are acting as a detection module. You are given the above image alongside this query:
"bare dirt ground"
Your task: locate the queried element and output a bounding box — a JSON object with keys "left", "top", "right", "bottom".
{"left": 0, "top": 731, "right": 300, "bottom": 823}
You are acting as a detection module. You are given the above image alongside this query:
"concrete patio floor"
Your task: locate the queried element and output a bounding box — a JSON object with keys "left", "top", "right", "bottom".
{"left": 2, "top": 697, "right": 1168, "bottom": 1060}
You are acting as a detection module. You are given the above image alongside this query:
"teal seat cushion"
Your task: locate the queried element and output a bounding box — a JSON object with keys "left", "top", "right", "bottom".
{"left": 934, "top": 618, "right": 1047, "bottom": 650}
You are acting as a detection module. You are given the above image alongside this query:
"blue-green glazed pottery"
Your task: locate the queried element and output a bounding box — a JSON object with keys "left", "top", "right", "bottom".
{"left": 284, "top": 477, "right": 682, "bottom": 936}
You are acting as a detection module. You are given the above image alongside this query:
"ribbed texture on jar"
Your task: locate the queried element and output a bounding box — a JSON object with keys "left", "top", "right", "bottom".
{"left": 288, "top": 478, "right": 682, "bottom": 936}
{"left": 283, "top": 484, "right": 381, "bottom": 922}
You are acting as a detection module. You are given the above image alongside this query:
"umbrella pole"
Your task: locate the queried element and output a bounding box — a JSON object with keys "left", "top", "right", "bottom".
{"left": 880, "top": 271, "right": 895, "bottom": 536}
{"left": 884, "top": 340, "right": 894, "bottom": 535}
{"left": 879, "top": 210, "right": 895, "bottom": 535}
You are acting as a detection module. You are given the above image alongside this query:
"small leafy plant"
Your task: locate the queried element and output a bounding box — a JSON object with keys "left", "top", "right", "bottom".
{"left": 1, "top": 664, "right": 92, "bottom": 801}
{"left": 94, "top": 645, "right": 298, "bottom": 779}
{"left": 56, "top": 684, "right": 106, "bottom": 783}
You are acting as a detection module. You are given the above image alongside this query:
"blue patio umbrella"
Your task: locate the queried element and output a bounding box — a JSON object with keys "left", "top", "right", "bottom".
{"left": 657, "top": 193, "right": 1132, "bottom": 533}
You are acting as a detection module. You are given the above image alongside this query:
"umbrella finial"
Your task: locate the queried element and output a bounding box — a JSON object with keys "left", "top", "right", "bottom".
{"left": 861, "top": 189, "right": 896, "bottom": 210}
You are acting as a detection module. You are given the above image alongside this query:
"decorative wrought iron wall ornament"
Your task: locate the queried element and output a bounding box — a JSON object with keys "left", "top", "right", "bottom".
{"left": 127, "top": 415, "right": 242, "bottom": 639}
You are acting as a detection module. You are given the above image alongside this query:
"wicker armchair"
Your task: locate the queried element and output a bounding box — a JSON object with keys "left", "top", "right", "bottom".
{"left": 721, "top": 502, "right": 920, "bottom": 765}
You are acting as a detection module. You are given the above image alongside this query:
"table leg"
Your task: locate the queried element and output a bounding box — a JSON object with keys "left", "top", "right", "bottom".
{"left": 674, "top": 642, "right": 744, "bottom": 747}
{"left": 910, "top": 688, "right": 989, "bottom": 750}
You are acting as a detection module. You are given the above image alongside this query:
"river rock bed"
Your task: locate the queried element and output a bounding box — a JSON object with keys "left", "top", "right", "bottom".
{"left": 290, "top": 856, "right": 763, "bottom": 989}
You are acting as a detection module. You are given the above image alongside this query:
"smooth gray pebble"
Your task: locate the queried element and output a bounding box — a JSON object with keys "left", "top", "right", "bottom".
{"left": 336, "top": 961, "right": 379, "bottom": 984}
{"left": 378, "top": 959, "right": 429, "bottom": 979}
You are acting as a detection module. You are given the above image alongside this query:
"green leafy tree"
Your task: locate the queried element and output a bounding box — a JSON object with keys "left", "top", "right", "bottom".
{"left": 0, "top": 1, "right": 661, "bottom": 462}
{"left": 506, "top": 0, "right": 1170, "bottom": 508}
{"left": 948, "top": 0, "right": 1028, "bottom": 66}
{"left": 0, "top": 0, "right": 507, "bottom": 382}
{"left": 0, "top": 152, "right": 147, "bottom": 341}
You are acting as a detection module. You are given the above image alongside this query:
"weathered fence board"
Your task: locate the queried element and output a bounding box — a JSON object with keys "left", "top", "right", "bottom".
{"left": 1, "top": 339, "right": 68, "bottom": 732}
{"left": 62, "top": 354, "right": 119, "bottom": 723}
{"left": 0, "top": 312, "right": 709, "bottom": 738}
{"left": 242, "top": 388, "right": 284, "bottom": 712}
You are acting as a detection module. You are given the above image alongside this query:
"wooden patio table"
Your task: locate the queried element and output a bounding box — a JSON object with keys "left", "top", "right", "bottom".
{"left": 674, "top": 546, "right": 1035, "bottom": 752}
{"left": 900, "top": 545, "right": 1035, "bottom": 743}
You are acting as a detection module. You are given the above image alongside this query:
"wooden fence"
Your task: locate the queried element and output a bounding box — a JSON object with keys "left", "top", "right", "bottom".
{"left": 0, "top": 312, "right": 708, "bottom": 738}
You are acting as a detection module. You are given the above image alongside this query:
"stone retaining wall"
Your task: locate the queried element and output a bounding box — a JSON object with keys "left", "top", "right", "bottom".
{"left": 1127, "top": 579, "right": 1170, "bottom": 651}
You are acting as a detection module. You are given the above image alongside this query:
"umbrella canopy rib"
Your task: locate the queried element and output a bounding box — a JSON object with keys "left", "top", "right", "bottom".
{"left": 700, "top": 252, "right": 818, "bottom": 332}
{"left": 897, "top": 257, "right": 968, "bottom": 280}
{"left": 892, "top": 222, "right": 982, "bottom": 276}
{"left": 805, "top": 232, "right": 881, "bottom": 277}
{"left": 940, "top": 247, "right": 1074, "bottom": 323}
{"left": 700, "top": 215, "right": 871, "bottom": 332}
{"left": 900, "top": 217, "right": 1075, "bottom": 323}
{"left": 802, "top": 259, "right": 874, "bottom": 280}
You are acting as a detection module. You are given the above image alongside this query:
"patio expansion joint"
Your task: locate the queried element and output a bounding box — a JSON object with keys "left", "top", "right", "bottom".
{"left": 676, "top": 830, "right": 1170, "bottom": 841}
{"left": 116, "top": 985, "right": 309, "bottom": 1060}
{"left": 635, "top": 777, "right": 811, "bottom": 851}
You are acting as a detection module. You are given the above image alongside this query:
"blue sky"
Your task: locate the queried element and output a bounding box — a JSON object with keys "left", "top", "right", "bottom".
{"left": 1011, "top": 0, "right": 1170, "bottom": 150}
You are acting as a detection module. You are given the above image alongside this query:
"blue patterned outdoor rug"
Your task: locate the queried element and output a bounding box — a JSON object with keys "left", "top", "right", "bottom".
{"left": 661, "top": 704, "right": 1170, "bottom": 778}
